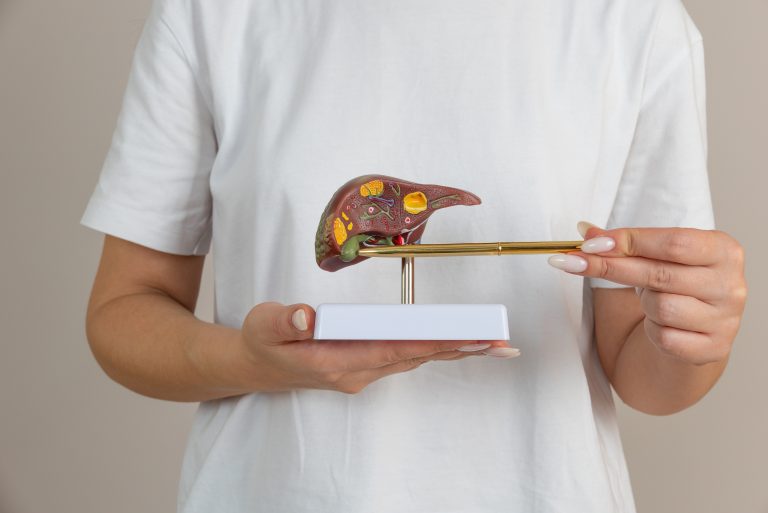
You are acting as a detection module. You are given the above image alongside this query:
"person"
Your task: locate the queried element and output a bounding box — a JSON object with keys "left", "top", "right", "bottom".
{"left": 80, "top": 0, "right": 746, "bottom": 511}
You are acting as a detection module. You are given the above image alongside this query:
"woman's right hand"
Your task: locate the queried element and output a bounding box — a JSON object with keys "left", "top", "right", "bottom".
{"left": 87, "top": 236, "right": 520, "bottom": 402}
{"left": 238, "top": 302, "right": 518, "bottom": 394}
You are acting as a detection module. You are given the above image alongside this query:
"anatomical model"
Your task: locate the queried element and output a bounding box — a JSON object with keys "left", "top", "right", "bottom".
{"left": 315, "top": 175, "right": 480, "bottom": 272}
{"left": 312, "top": 174, "right": 584, "bottom": 339}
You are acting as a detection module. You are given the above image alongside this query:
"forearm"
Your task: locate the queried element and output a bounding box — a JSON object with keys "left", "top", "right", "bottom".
{"left": 86, "top": 291, "right": 268, "bottom": 402}
{"left": 610, "top": 318, "right": 728, "bottom": 415}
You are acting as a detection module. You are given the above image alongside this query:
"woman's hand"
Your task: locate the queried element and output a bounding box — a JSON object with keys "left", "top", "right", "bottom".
{"left": 87, "top": 236, "right": 518, "bottom": 402}
{"left": 549, "top": 225, "right": 747, "bottom": 366}
{"left": 237, "top": 302, "right": 517, "bottom": 394}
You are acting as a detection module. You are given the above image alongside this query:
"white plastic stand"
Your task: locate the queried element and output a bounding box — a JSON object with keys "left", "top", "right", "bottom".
{"left": 314, "top": 303, "right": 510, "bottom": 340}
{"left": 313, "top": 256, "right": 510, "bottom": 341}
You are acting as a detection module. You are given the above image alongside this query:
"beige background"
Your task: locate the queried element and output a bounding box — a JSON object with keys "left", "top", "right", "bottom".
{"left": 1, "top": 0, "right": 766, "bottom": 511}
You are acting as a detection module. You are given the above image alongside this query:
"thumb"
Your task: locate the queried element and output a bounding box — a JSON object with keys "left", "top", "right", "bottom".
{"left": 244, "top": 302, "right": 315, "bottom": 346}
{"left": 577, "top": 220, "right": 608, "bottom": 240}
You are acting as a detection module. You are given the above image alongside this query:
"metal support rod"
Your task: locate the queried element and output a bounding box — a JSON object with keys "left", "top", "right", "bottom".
{"left": 401, "top": 257, "right": 415, "bottom": 304}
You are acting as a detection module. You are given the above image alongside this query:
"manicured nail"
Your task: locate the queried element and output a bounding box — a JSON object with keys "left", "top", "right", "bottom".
{"left": 577, "top": 221, "right": 601, "bottom": 238}
{"left": 548, "top": 254, "right": 588, "bottom": 273}
{"left": 581, "top": 236, "right": 616, "bottom": 254}
{"left": 483, "top": 347, "right": 521, "bottom": 358}
{"left": 291, "top": 309, "right": 308, "bottom": 331}
{"left": 458, "top": 343, "right": 492, "bottom": 352}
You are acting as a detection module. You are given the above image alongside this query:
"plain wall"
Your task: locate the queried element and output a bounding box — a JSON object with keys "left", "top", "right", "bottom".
{"left": 0, "top": 0, "right": 766, "bottom": 511}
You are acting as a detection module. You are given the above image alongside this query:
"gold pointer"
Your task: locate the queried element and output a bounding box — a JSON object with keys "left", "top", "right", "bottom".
{"left": 358, "top": 241, "right": 584, "bottom": 258}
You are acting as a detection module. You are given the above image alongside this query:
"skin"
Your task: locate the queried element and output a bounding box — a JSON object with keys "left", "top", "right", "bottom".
{"left": 85, "top": 226, "right": 746, "bottom": 414}
{"left": 85, "top": 235, "right": 512, "bottom": 401}
{"left": 574, "top": 226, "right": 747, "bottom": 415}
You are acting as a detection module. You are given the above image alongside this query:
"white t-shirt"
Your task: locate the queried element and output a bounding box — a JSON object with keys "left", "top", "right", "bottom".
{"left": 81, "top": 0, "right": 715, "bottom": 511}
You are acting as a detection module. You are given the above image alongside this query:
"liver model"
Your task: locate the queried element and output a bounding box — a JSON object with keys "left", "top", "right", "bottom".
{"left": 315, "top": 175, "right": 481, "bottom": 271}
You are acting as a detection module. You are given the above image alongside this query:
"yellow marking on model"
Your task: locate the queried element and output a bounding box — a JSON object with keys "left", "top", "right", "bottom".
{"left": 333, "top": 218, "right": 347, "bottom": 245}
{"left": 403, "top": 191, "right": 428, "bottom": 214}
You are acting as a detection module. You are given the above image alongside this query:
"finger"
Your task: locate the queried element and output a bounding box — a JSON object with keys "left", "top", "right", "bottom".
{"left": 312, "top": 339, "right": 504, "bottom": 372}
{"left": 245, "top": 302, "right": 315, "bottom": 346}
{"left": 329, "top": 358, "right": 428, "bottom": 394}
{"left": 563, "top": 253, "right": 722, "bottom": 299}
{"left": 339, "top": 350, "right": 479, "bottom": 391}
{"left": 443, "top": 352, "right": 485, "bottom": 360}
{"left": 581, "top": 227, "right": 725, "bottom": 267}
{"left": 640, "top": 290, "right": 720, "bottom": 333}
{"left": 423, "top": 350, "right": 478, "bottom": 362}
{"left": 644, "top": 318, "right": 728, "bottom": 365}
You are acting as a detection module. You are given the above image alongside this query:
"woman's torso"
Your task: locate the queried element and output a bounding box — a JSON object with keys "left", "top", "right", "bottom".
{"left": 170, "top": 0, "right": 670, "bottom": 511}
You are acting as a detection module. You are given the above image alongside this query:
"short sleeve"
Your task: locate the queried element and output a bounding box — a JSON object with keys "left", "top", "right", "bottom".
{"left": 591, "top": 1, "right": 715, "bottom": 288}
{"left": 80, "top": 0, "right": 217, "bottom": 256}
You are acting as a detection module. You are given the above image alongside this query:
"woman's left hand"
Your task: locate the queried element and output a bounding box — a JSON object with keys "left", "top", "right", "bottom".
{"left": 548, "top": 225, "right": 747, "bottom": 365}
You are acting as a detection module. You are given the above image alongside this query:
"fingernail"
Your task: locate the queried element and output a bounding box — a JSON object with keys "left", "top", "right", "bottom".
{"left": 577, "top": 221, "right": 601, "bottom": 238}
{"left": 581, "top": 236, "right": 616, "bottom": 254}
{"left": 291, "top": 309, "right": 308, "bottom": 331}
{"left": 483, "top": 347, "right": 521, "bottom": 358}
{"left": 548, "top": 254, "right": 588, "bottom": 273}
{"left": 458, "top": 343, "right": 492, "bottom": 352}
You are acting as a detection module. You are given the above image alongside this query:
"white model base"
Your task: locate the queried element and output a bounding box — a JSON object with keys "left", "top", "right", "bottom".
{"left": 313, "top": 304, "right": 510, "bottom": 341}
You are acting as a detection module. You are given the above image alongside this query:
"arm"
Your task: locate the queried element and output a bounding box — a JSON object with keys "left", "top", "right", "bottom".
{"left": 85, "top": 235, "right": 262, "bottom": 401}
{"left": 593, "top": 287, "right": 727, "bottom": 415}
{"left": 85, "top": 236, "right": 507, "bottom": 402}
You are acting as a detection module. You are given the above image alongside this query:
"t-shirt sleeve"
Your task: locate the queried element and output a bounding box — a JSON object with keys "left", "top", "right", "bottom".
{"left": 80, "top": 0, "right": 216, "bottom": 256}
{"left": 590, "top": 0, "right": 715, "bottom": 288}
